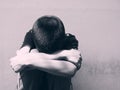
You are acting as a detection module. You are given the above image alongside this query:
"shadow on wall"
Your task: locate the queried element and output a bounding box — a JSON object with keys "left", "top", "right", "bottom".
{"left": 72, "top": 58, "right": 120, "bottom": 90}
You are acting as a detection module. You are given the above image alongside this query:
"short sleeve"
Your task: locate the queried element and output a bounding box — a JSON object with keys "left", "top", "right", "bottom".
{"left": 21, "top": 30, "right": 35, "bottom": 49}
{"left": 63, "top": 33, "right": 79, "bottom": 50}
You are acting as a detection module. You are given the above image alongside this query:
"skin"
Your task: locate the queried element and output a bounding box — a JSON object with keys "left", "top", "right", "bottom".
{"left": 10, "top": 46, "right": 81, "bottom": 77}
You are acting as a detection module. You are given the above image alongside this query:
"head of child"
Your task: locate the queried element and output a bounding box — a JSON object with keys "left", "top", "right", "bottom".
{"left": 32, "top": 15, "right": 66, "bottom": 53}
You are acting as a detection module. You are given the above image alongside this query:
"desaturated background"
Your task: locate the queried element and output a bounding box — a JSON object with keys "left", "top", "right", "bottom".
{"left": 0, "top": 0, "right": 120, "bottom": 90}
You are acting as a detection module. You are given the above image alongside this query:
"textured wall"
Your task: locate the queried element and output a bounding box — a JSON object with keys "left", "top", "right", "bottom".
{"left": 0, "top": 0, "right": 120, "bottom": 90}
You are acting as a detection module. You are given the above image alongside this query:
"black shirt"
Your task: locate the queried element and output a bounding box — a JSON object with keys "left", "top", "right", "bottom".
{"left": 19, "top": 30, "right": 81, "bottom": 90}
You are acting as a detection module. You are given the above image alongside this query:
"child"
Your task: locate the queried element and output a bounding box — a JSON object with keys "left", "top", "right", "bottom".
{"left": 10, "top": 15, "right": 82, "bottom": 90}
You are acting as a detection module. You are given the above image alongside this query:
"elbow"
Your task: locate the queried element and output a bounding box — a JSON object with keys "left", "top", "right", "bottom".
{"left": 63, "top": 65, "right": 77, "bottom": 77}
{"left": 68, "top": 67, "right": 77, "bottom": 77}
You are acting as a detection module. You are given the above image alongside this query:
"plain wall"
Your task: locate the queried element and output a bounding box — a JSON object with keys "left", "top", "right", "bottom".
{"left": 0, "top": 0, "right": 120, "bottom": 90}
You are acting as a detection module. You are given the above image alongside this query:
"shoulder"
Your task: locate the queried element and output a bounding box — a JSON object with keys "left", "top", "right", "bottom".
{"left": 21, "top": 29, "right": 35, "bottom": 49}
{"left": 26, "top": 30, "right": 33, "bottom": 36}
{"left": 65, "top": 33, "right": 77, "bottom": 40}
{"left": 65, "top": 33, "right": 78, "bottom": 43}
{"left": 23, "top": 30, "right": 33, "bottom": 41}
{"left": 23, "top": 30, "right": 33, "bottom": 42}
{"left": 63, "top": 33, "right": 79, "bottom": 49}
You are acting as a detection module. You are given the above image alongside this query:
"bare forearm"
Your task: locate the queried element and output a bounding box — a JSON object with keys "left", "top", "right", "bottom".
{"left": 10, "top": 48, "right": 80, "bottom": 77}
{"left": 20, "top": 52, "right": 77, "bottom": 77}
{"left": 29, "top": 59, "right": 77, "bottom": 77}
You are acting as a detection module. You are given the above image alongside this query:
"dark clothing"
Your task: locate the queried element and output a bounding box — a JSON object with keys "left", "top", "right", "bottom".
{"left": 19, "top": 30, "right": 81, "bottom": 90}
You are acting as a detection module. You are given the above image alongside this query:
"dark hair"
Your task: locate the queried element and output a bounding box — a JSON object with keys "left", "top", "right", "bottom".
{"left": 32, "top": 15, "right": 66, "bottom": 53}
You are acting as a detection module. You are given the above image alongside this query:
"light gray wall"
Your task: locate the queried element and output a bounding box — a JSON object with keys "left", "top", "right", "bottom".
{"left": 0, "top": 0, "right": 120, "bottom": 90}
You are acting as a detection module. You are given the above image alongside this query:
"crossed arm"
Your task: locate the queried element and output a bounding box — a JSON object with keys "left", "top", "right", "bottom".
{"left": 10, "top": 46, "right": 82, "bottom": 77}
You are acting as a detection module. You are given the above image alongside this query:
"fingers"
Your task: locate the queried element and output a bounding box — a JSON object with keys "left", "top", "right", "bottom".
{"left": 70, "top": 49, "right": 81, "bottom": 55}
{"left": 9, "top": 56, "right": 25, "bottom": 72}
{"left": 69, "top": 49, "right": 81, "bottom": 58}
{"left": 11, "top": 65, "right": 22, "bottom": 73}
{"left": 66, "top": 49, "right": 82, "bottom": 64}
{"left": 30, "top": 49, "right": 39, "bottom": 53}
{"left": 10, "top": 57, "right": 19, "bottom": 72}
{"left": 67, "top": 55, "right": 81, "bottom": 63}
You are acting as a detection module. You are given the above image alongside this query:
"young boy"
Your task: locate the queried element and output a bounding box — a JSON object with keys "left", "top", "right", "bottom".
{"left": 10, "top": 15, "right": 82, "bottom": 90}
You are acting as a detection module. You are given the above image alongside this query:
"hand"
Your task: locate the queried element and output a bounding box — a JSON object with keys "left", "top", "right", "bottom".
{"left": 30, "top": 49, "right": 39, "bottom": 53}
{"left": 10, "top": 48, "right": 41, "bottom": 72}
{"left": 59, "top": 49, "right": 82, "bottom": 63}
{"left": 10, "top": 55, "right": 29, "bottom": 72}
